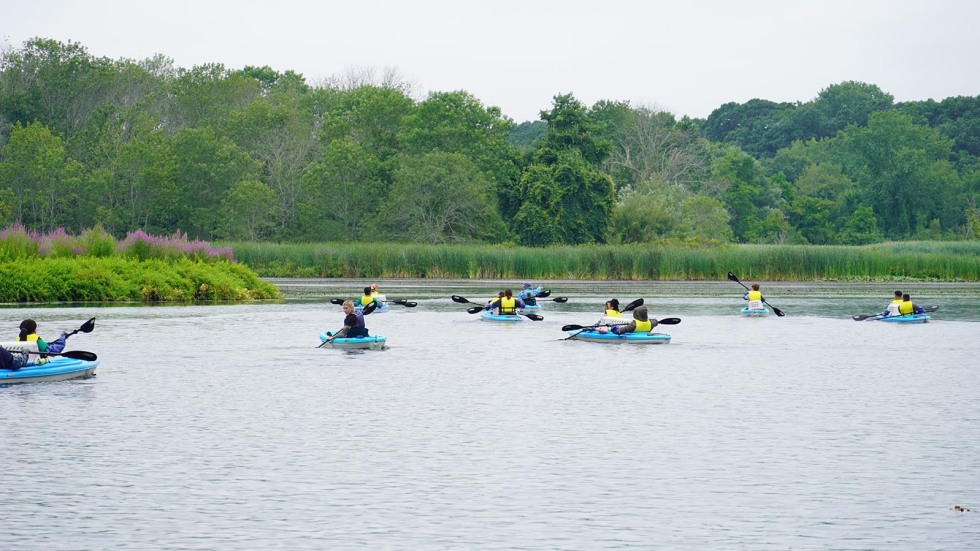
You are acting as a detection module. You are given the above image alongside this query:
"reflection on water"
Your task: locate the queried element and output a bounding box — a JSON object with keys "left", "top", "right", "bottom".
{"left": 2, "top": 280, "right": 979, "bottom": 549}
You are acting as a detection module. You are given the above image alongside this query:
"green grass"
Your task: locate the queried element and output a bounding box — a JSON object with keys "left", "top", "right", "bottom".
{"left": 226, "top": 241, "right": 980, "bottom": 281}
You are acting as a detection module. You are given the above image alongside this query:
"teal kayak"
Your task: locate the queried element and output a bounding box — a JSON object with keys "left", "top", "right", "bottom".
{"left": 740, "top": 307, "right": 769, "bottom": 317}
{"left": 877, "top": 314, "right": 930, "bottom": 323}
{"left": 480, "top": 311, "right": 523, "bottom": 322}
{"left": 566, "top": 330, "right": 671, "bottom": 344}
{"left": 319, "top": 331, "right": 387, "bottom": 350}
{"left": 1, "top": 356, "right": 99, "bottom": 385}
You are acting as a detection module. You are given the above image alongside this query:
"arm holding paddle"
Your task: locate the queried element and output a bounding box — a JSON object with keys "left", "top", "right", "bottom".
{"left": 728, "top": 272, "right": 785, "bottom": 317}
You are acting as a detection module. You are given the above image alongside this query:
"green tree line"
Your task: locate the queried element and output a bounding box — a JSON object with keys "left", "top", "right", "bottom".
{"left": 2, "top": 38, "right": 978, "bottom": 247}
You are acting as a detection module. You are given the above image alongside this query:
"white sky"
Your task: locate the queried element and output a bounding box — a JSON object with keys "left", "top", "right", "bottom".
{"left": 4, "top": 0, "right": 979, "bottom": 122}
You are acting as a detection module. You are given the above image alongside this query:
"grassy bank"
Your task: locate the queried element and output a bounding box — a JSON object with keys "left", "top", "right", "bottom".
{"left": 0, "top": 257, "right": 281, "bottom": 302}
{"left": 228, "top": 241, "right": 980, "bottom": 282}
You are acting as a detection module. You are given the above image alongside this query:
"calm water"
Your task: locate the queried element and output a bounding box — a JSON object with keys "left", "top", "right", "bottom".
{"left": 3, "top": 279, "right": 979, "bottom": 550}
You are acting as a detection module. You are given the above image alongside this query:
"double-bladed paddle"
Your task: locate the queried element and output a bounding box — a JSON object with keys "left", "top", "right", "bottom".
{"left": 24, "top": 350, "right": 98, "bottom": 361}
{"left": 727, "top": 272, "right": 785, "bottom": 317}
{"left": 330, "top": 298, "right": 417, "bottom": 307}
{"left": 561, "top": 317, "right": 682, "bottom": 332}
{"left": 852, "top": 305, "right": 939, "bottom": 321}
{"left": 65, "top": 317, "right": 96, "bottom": 338}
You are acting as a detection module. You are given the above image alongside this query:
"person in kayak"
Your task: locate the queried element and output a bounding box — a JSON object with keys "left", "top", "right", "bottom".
{"left": 883, "top": 290, "right": 903, "bottom": 317}
{"left": 604, "top": 299, "right": 622, "bottom": 318}
{"left": 358, "top": 287, "right": 384, "bottom": 309}
{"left": 898, "top": 293, "right": 924, "bottom": 316}
{"left": 325, "top": 300, "right": 369, "bottom": 342}
{"left": 369, "top": 283, "right": 387, "bottom": 303}
{"left": 518, "top": 283, "right": 540, "bottom": 306}
{"left": 743, "top": 284, "right": 765, "bottom": 310}
{"left": 609, "top": 306, "right": 653, "bottom": 334}
{"left": 485, "top": 289, "right": 525, "bottom": 315}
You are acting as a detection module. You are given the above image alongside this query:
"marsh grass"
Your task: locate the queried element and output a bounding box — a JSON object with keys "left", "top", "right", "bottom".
{"left": 228, "top": 241, "right": 980, "bottom": 281}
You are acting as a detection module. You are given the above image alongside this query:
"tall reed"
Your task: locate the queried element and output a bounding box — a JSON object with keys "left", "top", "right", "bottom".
{"left": 227, "top": 241, "right": 980, "bottom": 281}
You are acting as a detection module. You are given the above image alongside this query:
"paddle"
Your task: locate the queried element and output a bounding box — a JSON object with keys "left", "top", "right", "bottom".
{"left": 620, "top": 298, "right": 644, "bottom": 312}
{"left": 25, "top": 350, "right": 98, "bottom": 361}
{"left": 465, "top": 305, "right": 543, "bottom": 321}
{"left": 537, "top": 290, "right": 552, "bottom": 298}
{"left": 65, "top": 317, "right": 96, "bottom": 338}
{"left": 727, "top": 272, "right": 785, "bottom": 317}
{"left": 852, "top": 305, "right": 939, "bottom": 321}
{"left": 330, "top": 298, "right": 393, "bottom": 310}
{"left": 390, "top": 299, "right": 418, "bottom": 307}
{"left": 561, "top": 317, "right": 682, "bottom": 332}
{"left": 532, "top": 297, "right": 568, "bottom": 303}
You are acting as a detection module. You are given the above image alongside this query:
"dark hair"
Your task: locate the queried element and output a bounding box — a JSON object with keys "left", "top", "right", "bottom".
{"left": 902, "top": 293, "right": 911, "bottom": 301}
{"left": 364, "top": 286, "right": 372, "bottom": 295}
{"left": 19, "top": 319, "right": 37, "bottom": 333}
{"left": 894, "top": 290, "right": 903, "bottom": 298}
{"left": 607, "top": 299, "right": 620, "bottom": 310}
{"left": 504, "top": 289, "right": 513, "bottom": 298}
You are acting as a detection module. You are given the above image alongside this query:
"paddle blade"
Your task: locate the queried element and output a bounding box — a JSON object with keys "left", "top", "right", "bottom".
{"left": 561, "top": 324, "right": 588, "bottom": 332}
{"left": 727, "top": 271, "right": 740, "bottom": 283}
{"left": 537, "top": 290, "right": 552, "bottom": 298}
{"left": 551, "top": 297, "right": 568, "bottom": 303}
{"left": 771, "top": 305, "right": 786, "bottom": 317}
{"left": 654, "top": 317, "right": 682, "bottom": 325}
{"left": 392, "top": 300, "right": 418, "bottom": 307}
{"left": 451, "top": 295, "right": 470, "bottom": 304}
{"left": 622, "top": 298, "right": 644, "bottom": 312}
{"left": 923, "top": 305, "right": 939, "bottom": 313}
{"left": 523, "top": 313, "right": 544, "bottom": 321}
{"left": 60, "top": 350, "right": 98, "bottom": 361}
{"left": 362, "top": 302, "right": 377, "bottom": 315}
{"left": 467, "top": 306, "right": 484, "bottom": 314}
{"left": 852, "top": 314, "right": 877, "bottom": 321}
{"left": 79, "top": 317, "right": 96, "bottom": 333}
{"left": 330, "top": 298, "right": 344, "bottom": 305}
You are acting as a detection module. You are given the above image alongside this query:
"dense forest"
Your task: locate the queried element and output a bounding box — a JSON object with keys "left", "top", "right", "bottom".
{"left": 1, "top": 38, "right": 978, "bottom": 247}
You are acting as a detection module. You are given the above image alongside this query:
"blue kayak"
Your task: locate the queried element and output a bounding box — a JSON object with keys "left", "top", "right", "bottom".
{"left": 566, "top": 330, "right": 671, "bottom": 344}
{"left": 355, "top": 303, "right": 390, "bottom": 313}
{"left": 877, "top": 314, "right": 930, "bottom": 323}
{"left": 521, "top": 304, "right": 542, "bottom": 310}
{"left": 1, "top": 356, "right": 99, "bottom": 385}
{"left": 319, "top": 331, "right": 387, "bottom": 350}
{"left": 740, "top": 307, "right": 769, "bottom": 317}
{"left": 480, "top": 311, "right": 524, "bottom": 322}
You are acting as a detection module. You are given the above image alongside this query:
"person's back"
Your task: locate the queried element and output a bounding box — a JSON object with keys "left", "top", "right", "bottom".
{"left": 488, "top": 289, "right": 523, "bottom": 315}
{"left": 612, "top": 306, "right": 652, "bottom": 334}
{"left": 744, "top": 284, "right": 764, "bottom": 310}
{"left": 359, "top": 286, "right": 380, "bottom": 308}
{"left": 898, "top": 293, "right": 916, "bottom": 315}
{"left": 885, "top": 290, "right": 903, "bottom": 316}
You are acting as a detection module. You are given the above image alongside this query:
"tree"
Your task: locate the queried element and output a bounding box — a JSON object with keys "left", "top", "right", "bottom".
{"left": 380, "top": 152, "right": 509, "bottom": 243}
{"left": 298, "top": 138, "right": 385, "bottom": 240}
{"left": 219, "top": 180, "right": 277, "bottom": 240}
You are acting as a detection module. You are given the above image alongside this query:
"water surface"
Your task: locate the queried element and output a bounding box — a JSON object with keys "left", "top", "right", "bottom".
{"left": 3, "top": 280, "right": 979, "bottom": 549}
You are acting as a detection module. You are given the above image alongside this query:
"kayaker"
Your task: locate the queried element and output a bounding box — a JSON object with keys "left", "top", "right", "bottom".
{"left": 743, "top": 283, "right": 765, "bottom": 310}
{"left": 518, "top": 283, "right": 539, "bottom": 306}
{"left": 610, "top": 306, "right": 653, "bottom": 334}
{"left": 604, "top": 299, "right": 622, "bottom": 318}
{"left": 883, "top": 290, "right": 903, "bottom": 317}
{"left": 358, "top": 287, "right": 383, "bottom": 309}
{"left": 325, "top": 300, "right": 369, "bottom": 342}
{"left": 898, "top": 293, "right": 924, "bottom": 316}
{"left": 17, "top": 319, "right": 69, "bottom": 364}
{"left": 0, "top": 345, "right": 28, "bottom": 370}
{"left": 485, "top": 289, "right": 525, "bottom": 315}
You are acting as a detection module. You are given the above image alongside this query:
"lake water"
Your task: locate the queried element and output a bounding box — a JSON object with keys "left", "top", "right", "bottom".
{"left": 3, "top": 279, "right": 980, "bottom": 550}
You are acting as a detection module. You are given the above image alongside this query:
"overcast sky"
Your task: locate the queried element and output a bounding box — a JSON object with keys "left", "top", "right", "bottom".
{"left": 4, "top": 0, "right": 979, "bottom": 122}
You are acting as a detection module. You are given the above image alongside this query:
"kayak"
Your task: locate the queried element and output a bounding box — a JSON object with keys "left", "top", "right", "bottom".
{"left": 566, "top": 330, "right": 671, "bottom": 344}
{"left": 740, "top": 307, "right": 769, "bottom": 317}
{"left": 355, "top": 303, "right": 390, "bottom": 313}
{"left": 319, "top": 331, "right": 387, "bottom": 350}
{"left": 1, "top": 356, "right": 99, "bottom": 385}
{"left": 877, "top": 313, "right": 930, "bottom": 323}
{"left": 521, "top": 304, "right": 542, "bottom": 310}
{"left": 481, "top": 311, "right": 524, "bottom": 322}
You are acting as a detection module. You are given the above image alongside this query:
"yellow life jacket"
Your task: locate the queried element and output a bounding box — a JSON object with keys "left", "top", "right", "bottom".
{"left": 498, "top": 296, "right": 517, "bottom": 315}
{"left": 359, "top": 295, "right": 374, "bottom": 306}
{"left": 747, "top": 290, "right": 762, "bottom": 302}
{"left": 21, "top": 332, "right": 48, "bottom": 352}
{"left": 898, "top": 301, "right": 914, "bottom": 315}
{"left": 632, "top": 320, "right": 653, "bottom": 333}
{"left": 604, "top": 309, "right": 622, "bottom": 317}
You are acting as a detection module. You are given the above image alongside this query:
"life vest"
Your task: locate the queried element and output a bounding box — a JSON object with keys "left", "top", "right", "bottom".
{"left": 353, "top": 310, "right": 366, "bottom": 328}
{"left": 632, "top": 320, "right": 653, "bottom": 333}
{"left": 898, "top": 301, "right": 914, "bottom": 315}
{"left": 19, "top": 332, "right": 48, "bottom": 352}
{"left": 886, "top": 299, "right": 902, "bottom": 316}
{"left": 747, "top": 290, "right": 762, "bottom": 302}
{"left": 498, "top": 297, "right": 517, "bottom": 315}
{"left": 604, "top": 309, "right": 622, "bottom": 317}
{"left": 359, "top": 295, "right": 374, "bottom": 307}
